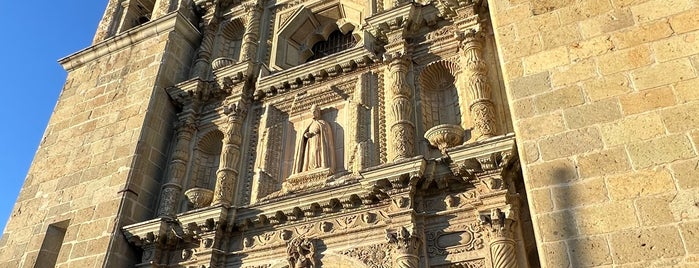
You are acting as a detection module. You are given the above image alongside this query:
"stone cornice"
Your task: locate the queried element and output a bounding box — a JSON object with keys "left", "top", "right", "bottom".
{"left": 59, "top": 12, "right": 201, "bottom": 71}
{"left": 254, "top": 46, "right": 380, "bottom": 100}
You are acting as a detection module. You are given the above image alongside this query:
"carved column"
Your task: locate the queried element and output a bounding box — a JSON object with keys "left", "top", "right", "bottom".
{"left": 460, "top": 30, "right": 497, "bottom": 140}
{"left": 384, "top": 28, "right": 415, "bottom": 161}
{"left": 212, "top": 101, "right": 248, "bottom": 206}
{"left": 482, "top": 208, "right": 519, "bottom": 268}
{"left": 157, "top": 113, "right": 197, "bottom": 218}
{"left": 191, "top": 2, "right": 220, "bottom": 78}
{"left": 241, "top": 2, "right": 262, "bottom": 62}
{"left": 386, "top": 226, "right": 421, "bottom": 268}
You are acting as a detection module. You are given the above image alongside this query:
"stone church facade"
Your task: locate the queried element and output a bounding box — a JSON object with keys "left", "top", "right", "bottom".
{"left": 2, "top": 0, "right": 698, "bottom": 267}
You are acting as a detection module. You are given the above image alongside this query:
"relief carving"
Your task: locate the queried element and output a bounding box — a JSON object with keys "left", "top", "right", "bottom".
{"left": 425, "top": 223, "right": 484, "bottom": 257}
{"left": 337, "top": 243, "right": 392, "bottom": 268}
{"left": 286, "top": 237, "right": 317, "bottom": 268}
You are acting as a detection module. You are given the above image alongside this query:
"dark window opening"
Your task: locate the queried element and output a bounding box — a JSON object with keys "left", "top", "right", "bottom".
{"left": 307, "top": 30, "right": 357, "bottom": 62}
{"left": 36, "top": 220, "right": 70, "bottom": 268}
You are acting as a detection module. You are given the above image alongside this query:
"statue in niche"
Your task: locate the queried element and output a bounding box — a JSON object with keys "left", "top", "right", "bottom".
{"left": 292, "top": 105, "right": 335, "bottom": 175}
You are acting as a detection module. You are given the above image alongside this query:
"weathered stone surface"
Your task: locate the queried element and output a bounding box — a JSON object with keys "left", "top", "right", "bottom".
{"left": 598, "top": 44, "right": 654, "bottom": 75}
{"left": 575, "top": 201, "right": 639, "bottom": 235}
{"left": 526, "top": 158, "right": 579, "bottom": 188}
{"left": 610, "top": 20, "right": 674, "bottom": 49}
{"left": 631, "top": 58, "right": 697, "bottom": 90}
{"left": 540, "top": 241, "right": 570, "bottom": 268}
{"left": 619, "top": 86, "right": 676, "bottom": 115}
{"left": 551, "top": 177, "right": 609, "bottom": 208}
{"left": 600, "top": 113, "right": 665, "bottom": 146}
{"left": 517, "top": 113, "right": 566, "bottom": 140}
{"left": 609, "top": 226, "right": 685, "bottom": 263}
{"left": 627, "top": 134, "right": 696, "bottom": 169}
{"left": 636, "top": 194, "right": 677, "bottom": 226}
{"left": 581, "top": 73, "right": 633, "bottom": 101}
{"left": 577, "top": 147, "right": 631, "bottom": 178}
{"left": 537, "top": 210, "right": 578, "bottom": 242}
{"left": 509, "top": 71, "right": 552, "bottom": 99}
{"left": 670, "top": 158, "right": 699, "bottom": 189}
{"left": 680, "top": 221, "right": 699, "bottom": 254}
{"left": 539, "top": 127, "right": 604, "bottom": 160}
{"left": 670, "top": 189, "right": 699, "bottom": 220}
{"left": 563, "top": 98, "right": 623, "bottom": 129}
{"left": 568, "top": 236, "right": 613, "bottom": 267}
{"left": 661, "top": 102, "right": 699, "bottom": 133}
{"left": 579, "top": 9, "right": 635, "bottom": 38}
{"left": 534, "top": 85, "right": 586, "bottom": 113}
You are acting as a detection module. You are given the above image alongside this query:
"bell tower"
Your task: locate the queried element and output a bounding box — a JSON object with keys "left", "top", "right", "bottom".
{"left": 0, "top": 0, "right": 202, "bottom": 266}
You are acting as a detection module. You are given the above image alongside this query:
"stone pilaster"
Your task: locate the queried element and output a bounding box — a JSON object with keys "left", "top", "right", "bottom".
{"left": 212, "top": 101, "right": 248, "bottom": 206}
{"left": 157, "top": 113, "right": 197, "bottom": 218}
{"left": 240, "top": 2, "right": 262, "bottom": 62}
{"left": 384, "top": 28, "right": 415, "bottom": 161}
{"left": 459, "top": 30, "right": 497, "bottom": 140}
{"left": 482, "top": 208, "right": 519, "bottom": 268}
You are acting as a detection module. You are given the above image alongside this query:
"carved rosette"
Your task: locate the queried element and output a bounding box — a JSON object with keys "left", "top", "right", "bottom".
{"left": 387, "top": 55, "right": 415, "bottom": 161}
{"left": 460, "top": 30, "right": 497, "bottom": 140}
{"left": 386, "top": 226, "right": 421, "bottom": 268}
{"left": 241, "top": 3, "right": 262, "bottom": 61}
{"left": 157, "top": 116, "right": 197, "bottom": 218}
{"left": 212, "top": 102, "right": 248, "bottom": 206}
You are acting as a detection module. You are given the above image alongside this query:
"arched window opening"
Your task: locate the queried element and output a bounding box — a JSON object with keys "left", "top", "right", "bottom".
{"left": 306, "top": 30, "right": 357, "bottom": 62}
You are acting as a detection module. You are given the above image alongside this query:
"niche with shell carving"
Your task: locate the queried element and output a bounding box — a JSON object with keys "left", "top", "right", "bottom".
{"left": 212, "top": 19, "right": 245, "bottom": 70}
{"left": 182, "top": 130, "right": 223, "bottom": 210}
{"left": 419, "top": 60, "right": 466, "bottom": 152}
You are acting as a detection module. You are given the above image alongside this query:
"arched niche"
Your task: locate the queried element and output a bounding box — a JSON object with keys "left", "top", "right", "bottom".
{"left": 189, "top": 130, "right": 223, "bottom": 190}
{"left": 271, "top": 0, "right": 366, "bottom": 69}
{"left": 212, "top": 18, "right": 245, "bottom": 66}
{"left": 418, "top": 60, "right": 463, "bottom": 130}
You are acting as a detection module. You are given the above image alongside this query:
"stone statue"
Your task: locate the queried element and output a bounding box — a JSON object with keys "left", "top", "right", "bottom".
{"left": 293, "top": 105, "right": 335, "bottom": 174}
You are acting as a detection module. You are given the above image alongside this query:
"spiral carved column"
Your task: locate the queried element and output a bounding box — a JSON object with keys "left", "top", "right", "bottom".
{"left": 387, "top": 55, "right": 415, "bottom": 161}
{"left": 483, "top": 208, "right": 519, "bottom": 268}
{"left": 460, "top": 31, "right": 497, "bottom": 140}
{"left": 241, "top": 3, "right": 262, "bottom": 62}
{"left": 212, "top": 102, "right": 247, "bottom": 206}
{"left": 157, "top": 114, "right": 197, "bottom": 218}
{"left": 386, "top": 226, "right": 421, "bottom": 268}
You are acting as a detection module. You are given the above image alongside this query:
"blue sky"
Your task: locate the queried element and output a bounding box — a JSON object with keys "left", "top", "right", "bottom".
{"left": 0, "top": 2, "right": 108, "bottom": 232}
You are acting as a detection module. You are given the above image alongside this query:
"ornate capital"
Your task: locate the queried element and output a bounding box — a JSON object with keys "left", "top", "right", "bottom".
{"left": 479, "top": 208, "right": 517, "bottom": 240}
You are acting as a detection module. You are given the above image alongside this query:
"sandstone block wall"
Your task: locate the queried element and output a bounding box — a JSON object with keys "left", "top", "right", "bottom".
{"left": 489, "top": 0, "right": 699, "bottom": 266}
{"left": 0, "top": 15, "right": 198, "bottom": 267}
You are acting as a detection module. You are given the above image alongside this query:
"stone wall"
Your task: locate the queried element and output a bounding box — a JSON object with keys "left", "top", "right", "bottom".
{"left": 0, "top": 14, "right": 198, "bottom": 267}
{"left": 488, "top": 0, "right": 699, "bottom": 266}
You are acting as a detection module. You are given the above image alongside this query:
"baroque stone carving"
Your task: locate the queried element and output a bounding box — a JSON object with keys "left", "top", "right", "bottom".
{"left": 458, "top": 29, "right": 497, "bottom": 140}
{"left": 157, "top": 114, "right": 197, "bottom": 218}
{"left": 425, "top": 223, "right": 484, "bottom": 257}
{"left": 213, "top": 101, "right": 248, "bottom": 206}
{"left": 337, "top": 243, "right": 392, "bottom": 268}
{"left": 286, "top": 237, "right": 317, "bottom": 268}
{"left": 386, "top": 226, "right": 421, "bottom": 268}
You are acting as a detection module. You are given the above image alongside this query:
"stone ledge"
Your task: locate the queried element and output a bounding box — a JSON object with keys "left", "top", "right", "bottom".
{"left": 59, "top": 12, "right": 200, "bottom": 71}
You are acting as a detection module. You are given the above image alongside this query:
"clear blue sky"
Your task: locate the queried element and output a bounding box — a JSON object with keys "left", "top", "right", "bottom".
{"left": 0, "top": 1, "right": 108, "bottom": 232}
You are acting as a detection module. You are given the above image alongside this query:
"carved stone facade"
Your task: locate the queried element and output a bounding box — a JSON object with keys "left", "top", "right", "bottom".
{"left": 12, "top": 0, "right": 699, "bottom": 267}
